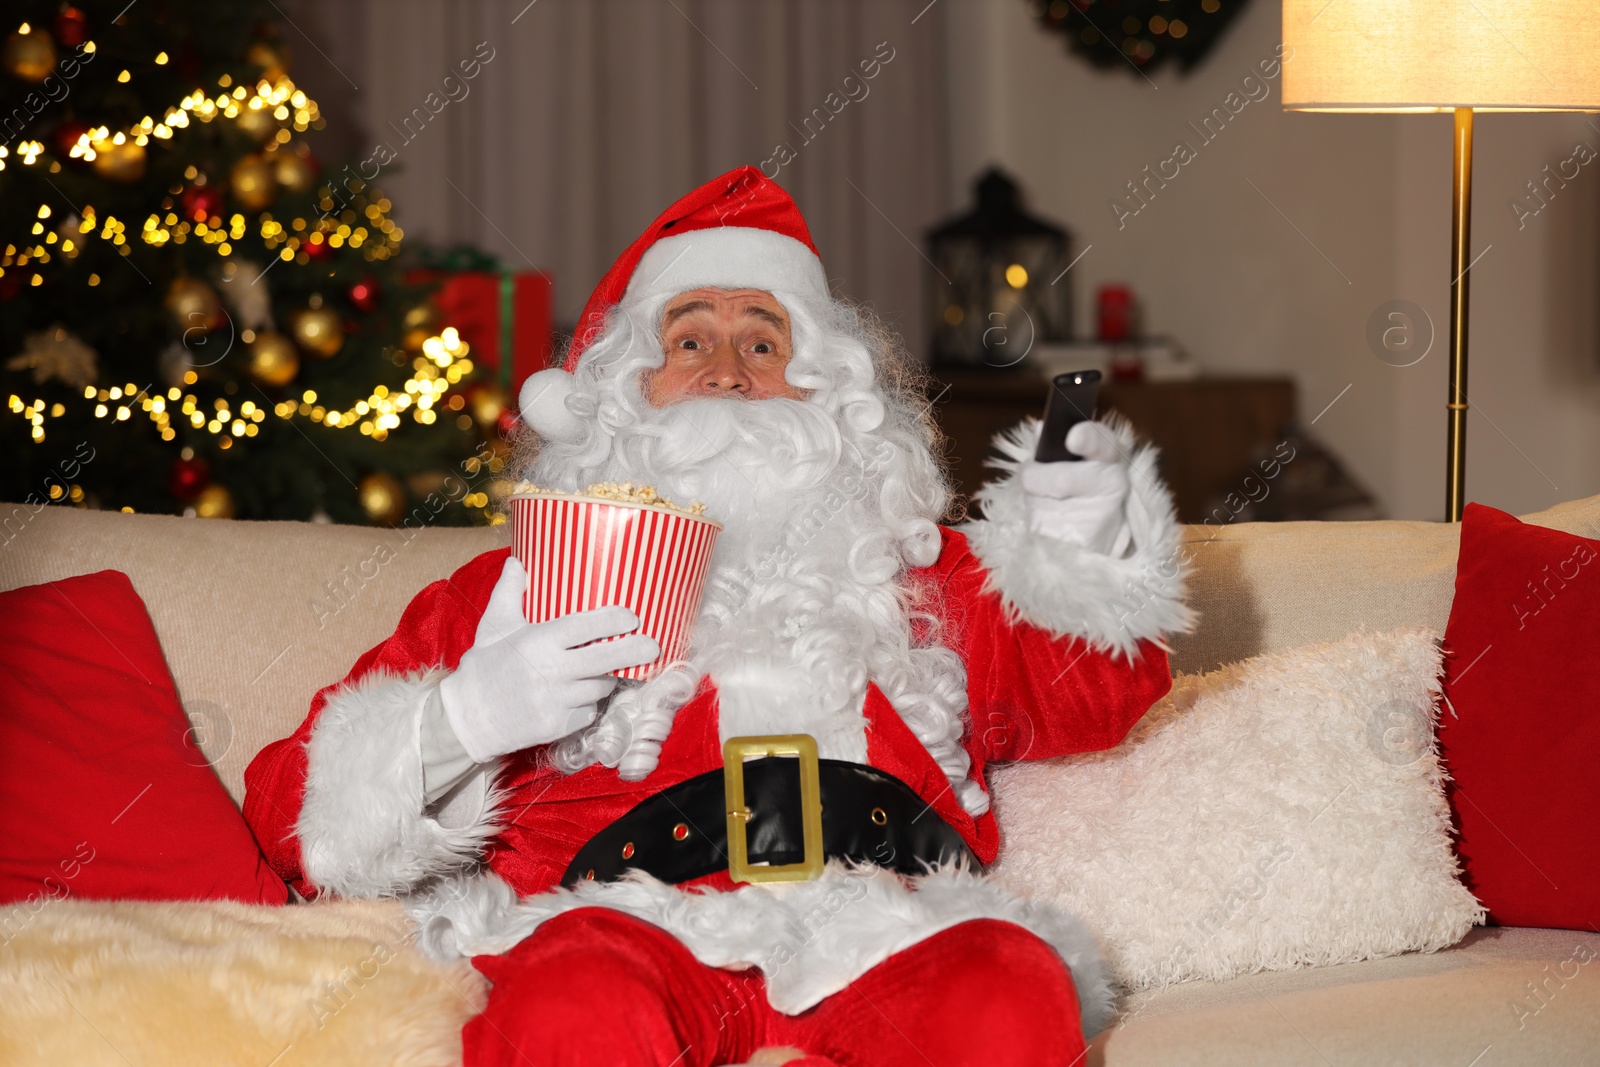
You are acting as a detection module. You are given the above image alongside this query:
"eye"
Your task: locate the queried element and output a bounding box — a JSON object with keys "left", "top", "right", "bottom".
{"left": 678, "top": 338, "right": 701, "bottom": 350}
{"left": 750, "top": 341, "right": 773, "bottom": 354}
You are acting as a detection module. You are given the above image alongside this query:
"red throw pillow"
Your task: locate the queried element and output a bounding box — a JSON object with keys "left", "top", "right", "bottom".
{"left": 1439, "top": 504, "right": 1600, "bottom": 930}
{"left": 0, "top": 569, "right": 287, "bottom": 909}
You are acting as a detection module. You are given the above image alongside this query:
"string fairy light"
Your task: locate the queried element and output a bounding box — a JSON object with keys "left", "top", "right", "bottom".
{"left": 1, "top": 183, "right": 402, "bottom": 273}
{"left": 7, "top": 330, "right": 473, "bottom": 446}
{"left": 65, "top": 73, "right": 320, "bottom": 163}
{"left": 0, "top": 69, "right": 398, "bottom": 275}
{"left": 269, "top": 328, "right": 473, "bottom": 440}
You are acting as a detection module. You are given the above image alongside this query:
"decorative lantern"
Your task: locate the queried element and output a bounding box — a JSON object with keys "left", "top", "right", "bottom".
{"left": 925, "top": 169, "right": 1073, "bottom": 368}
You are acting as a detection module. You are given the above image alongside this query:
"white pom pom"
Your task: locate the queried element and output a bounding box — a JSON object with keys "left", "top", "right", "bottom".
{"left": 518, "top": 367, "right": 583, "bottom": 442}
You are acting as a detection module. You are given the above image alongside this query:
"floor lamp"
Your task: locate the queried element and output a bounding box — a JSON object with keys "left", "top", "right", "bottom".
{"left": 1282, "top": 1, "right": 1600, "bottom": 521}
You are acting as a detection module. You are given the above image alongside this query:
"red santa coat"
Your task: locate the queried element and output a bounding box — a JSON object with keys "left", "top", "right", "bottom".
{"left": 242, "top": 419, "right": 1190, "bottom": 1034}
{"left": 245, "top": 525, "right": 1171, "bottom": 901}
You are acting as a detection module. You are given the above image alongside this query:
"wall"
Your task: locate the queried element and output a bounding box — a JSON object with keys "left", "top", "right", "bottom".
{"left": 947, "top": 0, "right": 1600, "bottom": 519}
{"left": 1394, "top": 110, "right": 1600, "bottom": 519}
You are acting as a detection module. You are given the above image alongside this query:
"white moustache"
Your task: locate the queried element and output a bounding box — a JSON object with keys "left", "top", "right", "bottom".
{"left": 616, "top": 395, "right": 845, "bottom": 503}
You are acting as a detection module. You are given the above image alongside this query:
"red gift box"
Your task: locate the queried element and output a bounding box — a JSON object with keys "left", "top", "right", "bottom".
{"left": 409, "top": 263, "right": 554, "bottom": 389}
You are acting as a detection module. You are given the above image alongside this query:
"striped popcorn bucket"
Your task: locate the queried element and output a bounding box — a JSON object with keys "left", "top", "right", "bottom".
{"left": 509, "top": 492, "right": 722, "bottom": 680}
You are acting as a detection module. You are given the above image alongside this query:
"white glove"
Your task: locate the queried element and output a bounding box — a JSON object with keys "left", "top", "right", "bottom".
{"left": 438, "top": 557, "right": 659, "bottom": 764}
{"left": 1020, "top": 420, "right": 1132, "bottom": 556}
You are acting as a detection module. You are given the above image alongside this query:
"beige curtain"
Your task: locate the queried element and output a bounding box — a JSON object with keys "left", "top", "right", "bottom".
{"left": 302, "top": 0, "right": 951, "bottom": 356}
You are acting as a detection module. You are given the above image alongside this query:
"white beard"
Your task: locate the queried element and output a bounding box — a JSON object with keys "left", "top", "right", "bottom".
{"left": 602, "top": 395, "right": 851, "bottom": 571}
{"left": 532, "top": 397, "right": 902, "bottom": 766}
{"left": 521, "top": 301, "right": 985, "bottom": 816}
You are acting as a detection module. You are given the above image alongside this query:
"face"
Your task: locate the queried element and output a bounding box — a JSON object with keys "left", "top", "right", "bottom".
{"left": 644, "top": 288, "right": 806, "bottom": 407}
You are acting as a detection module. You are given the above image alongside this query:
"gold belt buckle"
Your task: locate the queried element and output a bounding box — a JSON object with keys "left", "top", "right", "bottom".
{"left": 723, "top": 734, "right": 823, "bottom": 884}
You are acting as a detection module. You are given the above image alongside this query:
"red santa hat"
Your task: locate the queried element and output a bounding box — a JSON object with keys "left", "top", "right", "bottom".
{"left": 520, "top": 166, "right": 829, "bottom": 441}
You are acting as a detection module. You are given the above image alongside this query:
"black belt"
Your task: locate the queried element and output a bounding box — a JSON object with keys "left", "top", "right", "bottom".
{"left": 561, "top": 734, "right": 977, "bottom": 887}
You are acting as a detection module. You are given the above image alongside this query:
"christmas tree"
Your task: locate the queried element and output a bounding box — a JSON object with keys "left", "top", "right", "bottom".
{"left": 1, "top": 1, "right": 514, "bottom": 526}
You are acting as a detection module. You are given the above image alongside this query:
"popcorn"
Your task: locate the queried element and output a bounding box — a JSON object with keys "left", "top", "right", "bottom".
{"left": 513, "top": 480, "right": 708, "bottom": 517}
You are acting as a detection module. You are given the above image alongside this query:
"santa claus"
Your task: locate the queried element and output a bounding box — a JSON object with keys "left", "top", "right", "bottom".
{"left": 245, "top": 167, "right": 1191, "bottom": 1066}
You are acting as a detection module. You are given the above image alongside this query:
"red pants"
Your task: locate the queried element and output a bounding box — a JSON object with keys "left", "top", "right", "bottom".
{"left": 464, "top": 907, "right": 1086, "bottom": 1067}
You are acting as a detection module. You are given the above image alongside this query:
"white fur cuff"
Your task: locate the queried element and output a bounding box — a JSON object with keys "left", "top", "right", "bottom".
{"left": 298, "top": 669, "right": 504, "bottom": 899}
{"left": 961, "top": 417, "right": 1195, "bottom": 659}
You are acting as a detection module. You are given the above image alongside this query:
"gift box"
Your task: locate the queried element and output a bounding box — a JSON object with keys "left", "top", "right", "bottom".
{"left": 510, "top": 491, "right": 721, "bottom": 681}
{"left": 409, "top": 246, "right": 554, "bottom": 390}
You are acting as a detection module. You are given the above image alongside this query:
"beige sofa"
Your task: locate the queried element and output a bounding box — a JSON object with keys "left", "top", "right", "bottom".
{"left": 5, "top": 496, "right": 1599, "bottom": 1065}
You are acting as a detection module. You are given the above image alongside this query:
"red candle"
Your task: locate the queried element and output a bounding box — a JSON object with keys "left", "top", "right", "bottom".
{"left": 1097, "top": 284, "right": 1134, "bottom": 342}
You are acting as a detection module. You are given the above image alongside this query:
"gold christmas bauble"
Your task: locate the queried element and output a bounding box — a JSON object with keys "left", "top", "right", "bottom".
{"left": 90, "top": 139, "right": 146, "bottom": 183}
{"left": 245, "top": 330, "right": 300, "bottom": 387}
{"left": 229, "top": 155, "right": 277, "bottom": 211}
{"left": 164, "top": 277, "right": 224, "bottom": 333}
{"left": 469, "top": 381, "right": 512, "bottom": 433}
{"left": 357, "top": 471, "right": 406, "bottom": 526}
{"left": 406, "top": 470, "right": 450, "bottom": 498}
{"left": 401, "top": 302, "right": 440, "bottom": 351}
{"left": 234, "top": 104, "right": 280, "bottom": 144}
{"left": 3, "top": 29, "right": 57, "bottom": 83}
{"left": 288, "top": 305, "right": 344, "bottom": 359}
{"left": 246, "top": 39, "right": 289, "bottom": 82}
{"left": 193, "top": 483, "right": 236, "bottom": 520}
{"left": 273, "top": 149, "right": 316, "bottom": 193}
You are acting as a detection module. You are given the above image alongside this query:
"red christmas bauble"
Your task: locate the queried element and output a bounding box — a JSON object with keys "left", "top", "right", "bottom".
{"left": 52, "top": 7, "right": 90, "bottom": 47}
{"left": 347, "top": 277, "right": 380, "bottom": 313}
{"left": 180, "top": 184, "right": 223, "bottom": 223}
{"left": 51, "top": 118, "right": 89, "bottom": 161}
{"left": 167, "top": 455, "right": 211, "bottom": 501}
{"left": 302, "top": 232, "right": 333, "bottom": 260}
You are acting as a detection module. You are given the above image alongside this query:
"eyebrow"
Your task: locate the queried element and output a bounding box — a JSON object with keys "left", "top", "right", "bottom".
{"left": 663, "top": 300, "right": 713, "bottom": 327}
{"left": 743, "top": 306, "right": 786, "bottom": 329}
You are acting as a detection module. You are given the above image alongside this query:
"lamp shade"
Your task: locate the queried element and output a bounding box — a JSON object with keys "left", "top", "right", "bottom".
{"left": 1283, "top": 0, "right": 1600, "bottom": 112}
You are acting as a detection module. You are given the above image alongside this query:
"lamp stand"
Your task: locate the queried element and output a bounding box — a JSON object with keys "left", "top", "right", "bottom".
{"left": 1446, "top": 107, "right": 1474, "bottom": 522}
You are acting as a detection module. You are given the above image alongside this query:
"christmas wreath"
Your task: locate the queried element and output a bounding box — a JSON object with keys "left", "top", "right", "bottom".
{"left": 1030, "top": 0, "right": 1253, "bottom": 74}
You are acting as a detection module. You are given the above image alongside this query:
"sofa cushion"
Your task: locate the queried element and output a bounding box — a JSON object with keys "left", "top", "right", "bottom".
{"left": 1097, "top": 926, "right": 1600, "bottom": 1065}
{"left": 990, "top": 626, "right": 1484, "bottom": 990}
{"left": 1168, "top": 494, "right": 1600, "bottom": 675}
{"left": 0, "top": 570, "right": 287, "bottom": 906}
{"left": 1439, "top": 503, "right": 1600, "bottom": 930}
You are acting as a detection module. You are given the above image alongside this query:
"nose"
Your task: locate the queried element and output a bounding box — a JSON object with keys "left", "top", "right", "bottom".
{"left": 695, "top": 342, "right": 751, "bottom": 395}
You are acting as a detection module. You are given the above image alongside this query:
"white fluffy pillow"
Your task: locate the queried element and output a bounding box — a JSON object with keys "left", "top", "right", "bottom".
{"left": 990, "top": 626, "right": 1484, "bottom": 991}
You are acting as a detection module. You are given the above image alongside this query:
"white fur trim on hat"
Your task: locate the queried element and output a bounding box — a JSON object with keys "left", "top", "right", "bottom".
{"left": 623, "top": 227, "right": 830, "bottom": 309}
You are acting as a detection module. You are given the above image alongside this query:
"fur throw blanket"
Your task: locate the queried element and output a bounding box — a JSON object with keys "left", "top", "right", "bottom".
{"left": 0, "top": 897, "right": 484, "bottom": 1067}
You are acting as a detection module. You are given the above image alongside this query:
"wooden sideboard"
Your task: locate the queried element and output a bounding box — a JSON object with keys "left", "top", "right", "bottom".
{"left": 926, "top": 369, "right": 1298, "bottom": 524}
